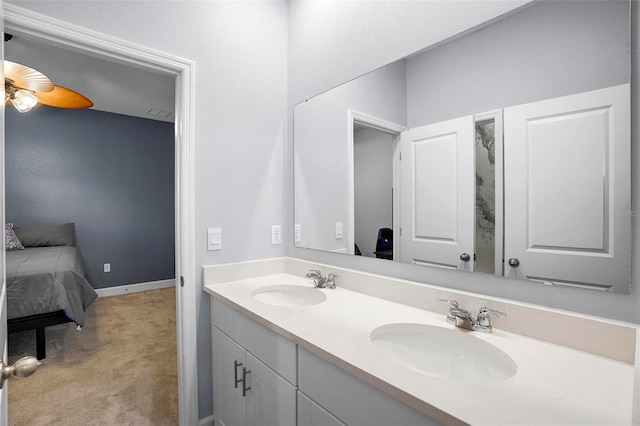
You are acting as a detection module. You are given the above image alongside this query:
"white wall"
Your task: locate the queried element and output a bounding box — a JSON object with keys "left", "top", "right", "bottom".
{"left": 288, "top": 0, "right": 640, "bottom": 325}
{"left": 6, "top": 0, "right": 288, "bottom": 419}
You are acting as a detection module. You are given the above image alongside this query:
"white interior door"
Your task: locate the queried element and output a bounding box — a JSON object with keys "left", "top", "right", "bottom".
{"left": 504, "top": 84, "right": 631, "bottom": 291}
{"left": 399, "top": 116, "right": 475, "bottom": 270}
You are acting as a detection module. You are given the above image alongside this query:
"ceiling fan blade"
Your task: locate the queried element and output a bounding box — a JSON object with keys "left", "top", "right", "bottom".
{"left": 4, "top": 60, "right": 54, "bottom": 92}
{"left": 34, "top": 85, "right": 93, "bottom": 109}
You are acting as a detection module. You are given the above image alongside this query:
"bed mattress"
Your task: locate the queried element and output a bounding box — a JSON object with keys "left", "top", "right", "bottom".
{"left": 6, "top": 246, "right": 98, "bottom": 326}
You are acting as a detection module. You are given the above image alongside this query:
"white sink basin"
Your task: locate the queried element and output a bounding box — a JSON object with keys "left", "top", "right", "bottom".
{"left": 370, "top": 323, "right": 517, "bottom": 383}
{"left": 252, "top": 285, "right": 327, "bottom": 307}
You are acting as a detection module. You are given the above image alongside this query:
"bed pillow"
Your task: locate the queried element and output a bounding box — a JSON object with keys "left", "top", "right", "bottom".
{"left": 5, "top": 223, "right": 25, "bottom": 251}
{"left": 14, "top": 223, "right": 76, "bottom": 247}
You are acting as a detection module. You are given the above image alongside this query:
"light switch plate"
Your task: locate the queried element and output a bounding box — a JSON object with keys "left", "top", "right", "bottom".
{"left": 294, "top": 224, "right": 301, "bottom": 243}
{"left": 335, "top": 222, "right": 343, "bottom": 239}
{"left": 208, "top": 227, "right": 222, "bottom": 251}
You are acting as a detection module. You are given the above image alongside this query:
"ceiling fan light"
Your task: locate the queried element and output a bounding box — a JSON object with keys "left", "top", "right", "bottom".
{"left": 11, "top": 89, "right": 38, "bottom": 113}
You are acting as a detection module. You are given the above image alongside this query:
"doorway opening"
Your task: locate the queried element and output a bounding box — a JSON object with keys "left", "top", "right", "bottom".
{"left": 3, "top": 4, "right": 197, "bottom": 424}
{"left": 347, "top": 110, "right": 405, "bottom": 260}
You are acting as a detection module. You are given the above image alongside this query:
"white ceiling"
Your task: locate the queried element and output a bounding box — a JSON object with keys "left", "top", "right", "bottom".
{"left": 4, "top": 34, "right": 176, "bottom": 123}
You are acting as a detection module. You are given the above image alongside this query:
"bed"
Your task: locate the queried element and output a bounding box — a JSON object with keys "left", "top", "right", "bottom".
{"left": 5, "top": 223, "right": 98, "bottom": 359}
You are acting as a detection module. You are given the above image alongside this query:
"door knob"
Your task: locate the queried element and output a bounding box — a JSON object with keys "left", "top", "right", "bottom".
{"left": 460, "top": 253, "right": 471, "bottom": 262}
{"left": 0, "top": 356, "right": 40, "bottom": 389}
{"left": 508, "top": 258, "right": 520, "bottom": 267}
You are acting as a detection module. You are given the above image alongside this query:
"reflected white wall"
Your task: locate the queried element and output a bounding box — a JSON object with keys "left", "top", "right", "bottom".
{"left": 294, "top": 60, "right": 406, "bottom": 253}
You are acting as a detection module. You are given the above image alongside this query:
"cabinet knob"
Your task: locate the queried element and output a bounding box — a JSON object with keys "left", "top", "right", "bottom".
{"left": 508, "top": 258, "right": 520, "bottom": 267}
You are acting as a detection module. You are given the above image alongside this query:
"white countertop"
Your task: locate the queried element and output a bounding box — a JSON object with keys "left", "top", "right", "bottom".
{"left": 204, "top": 273, "right": 635, "bottom": 425}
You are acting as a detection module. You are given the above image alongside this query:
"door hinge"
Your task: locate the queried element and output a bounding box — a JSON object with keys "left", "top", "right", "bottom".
{"left": 180, "top": 276, "right": 185, "bottom": 287}
{"left": 399, "top": 152, "right": 402, "bottom": 161}
{"left": 399, "top": 227, "right": 402, "bottom": 236}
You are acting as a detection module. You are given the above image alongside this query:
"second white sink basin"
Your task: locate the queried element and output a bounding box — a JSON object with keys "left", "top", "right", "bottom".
{"left": 370, "top": 323, "right": 517, "bottom": 383}
{"left": 252, "top": 285, "right": 327, "bottom": 307}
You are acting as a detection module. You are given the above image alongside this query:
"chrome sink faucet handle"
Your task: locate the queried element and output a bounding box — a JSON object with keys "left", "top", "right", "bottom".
{"left": 305, "top": 269, "right": 325, "bottom": 288}
{"left": 475, "top": 306, "right": 507, "bottom": 333}
{"left": 325, "top": 273, "right": 340, "bottom": 289}
{"left": 436, "top": 298, "right": 459, "bottom": 324}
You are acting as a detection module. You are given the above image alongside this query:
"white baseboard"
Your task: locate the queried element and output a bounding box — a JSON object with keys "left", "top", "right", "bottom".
{"left": 95, "top": 279, "right": 175, "bottom": 297}
{"left": 199, "top": 414, "right": 214, "bottom": 426}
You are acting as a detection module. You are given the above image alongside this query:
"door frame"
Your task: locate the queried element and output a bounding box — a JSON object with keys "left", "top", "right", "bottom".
{"left": 3, "top": 4, "right": 198, "bottom": 424}
{"left": 347, "top": 110, "right": 405, "bottom": 257}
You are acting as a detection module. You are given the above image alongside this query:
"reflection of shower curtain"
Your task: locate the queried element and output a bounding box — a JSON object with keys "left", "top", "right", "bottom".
{"left": 475, "top": 120, "right": 495, "bottom": 274}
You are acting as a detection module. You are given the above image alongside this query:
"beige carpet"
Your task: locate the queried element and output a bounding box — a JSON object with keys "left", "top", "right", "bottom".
{"left": 7, "top": 287, "right": 178, "bottom": 426}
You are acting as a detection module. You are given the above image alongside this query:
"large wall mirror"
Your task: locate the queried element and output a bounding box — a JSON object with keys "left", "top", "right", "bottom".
{"left": 294, "top": 0, "right": 632, "bottom": 294}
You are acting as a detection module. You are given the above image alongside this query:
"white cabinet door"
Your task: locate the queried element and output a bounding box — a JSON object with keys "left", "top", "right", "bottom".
{"left": 298, "top": 391, "right": 346, "bottom": 426}
{"left": 213, "top": 328, "right": 248, "bottom": 426}
{"left": 504, "top": 84, "right": 630, "bottom": 291}
{"left": 399, "top": 116, "right": 475, "bottom": 270}
{"left": 246, "top": 353, "right": 296, "bottom": 426}
{"left": 212, "top": 315, "right": 297, "bottom": 426}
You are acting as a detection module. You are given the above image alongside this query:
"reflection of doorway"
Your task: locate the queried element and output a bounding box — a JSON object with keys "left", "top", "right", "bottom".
{"left": 354, "top": 126, "right": 394, "bottom": 257}
{"left": 347, "top": 110, "right": 405, "bottom": 258}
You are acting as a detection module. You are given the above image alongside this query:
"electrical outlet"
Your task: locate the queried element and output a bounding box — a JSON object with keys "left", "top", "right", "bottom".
{"left": 294, "top": 224, "right": 301, "bottom": 243}
{"left": 104, "top": 263, "right": 111, "bottom": 273}
{"left": 271, "top": 225, "right": 282, "bottom": 245}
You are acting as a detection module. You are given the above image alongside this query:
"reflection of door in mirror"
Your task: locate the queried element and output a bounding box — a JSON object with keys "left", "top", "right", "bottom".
{"left": 398, "top": 116, "right": 475, "bottom": 271}
{"left": 504, "top": 84, "right": 630, "bottom": 291}
{"left": 396, "top": 111, "right": 503, "bottom": 275}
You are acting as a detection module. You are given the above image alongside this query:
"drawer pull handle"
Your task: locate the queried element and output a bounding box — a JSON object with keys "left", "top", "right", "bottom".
{"left": 234, "top": 360, "right": 243, "bottom": 389}
{"left": 242, "top": 368, "right": 251, "bottom": 397}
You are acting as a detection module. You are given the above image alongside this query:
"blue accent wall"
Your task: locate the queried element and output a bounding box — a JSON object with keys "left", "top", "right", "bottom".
{"left": 5, "top": 107, "right": 175, "bottom": 289}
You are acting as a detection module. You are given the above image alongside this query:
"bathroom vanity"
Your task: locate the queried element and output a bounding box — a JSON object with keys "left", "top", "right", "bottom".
{"left": 204, "top": 258, "right": 637, "bottom": 426}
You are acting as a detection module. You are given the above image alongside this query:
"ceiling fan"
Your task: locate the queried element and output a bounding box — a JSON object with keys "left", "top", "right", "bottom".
{"left": 4, "top": 34, "right": 93, "bottom": 113}
{"left": 5, "top": 61, "right": 93, "bottom": 113}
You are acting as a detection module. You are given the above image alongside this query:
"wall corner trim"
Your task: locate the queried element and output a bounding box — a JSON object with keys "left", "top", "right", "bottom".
{"left": 95, "top": 279, "right": 175, "bottom": 298}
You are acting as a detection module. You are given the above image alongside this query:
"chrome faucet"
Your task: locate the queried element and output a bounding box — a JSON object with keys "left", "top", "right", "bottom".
{"left": 436, "top": 299, "right": 505, "bottom": 333}
{"left": 452, "top": 307, "right": 476, "bottom": 331}
{"left": 305, "top": 270, "right": 340, "bottom": 289}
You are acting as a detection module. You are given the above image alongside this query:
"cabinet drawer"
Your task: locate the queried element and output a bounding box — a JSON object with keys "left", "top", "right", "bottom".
{"left": 298, "top": 391, "right": 346, "bottom": 426}
{"left": 298, "top": 347, "right": 442, "bottom": 426}
{"left": 212, "top": 297, "right": 297, "bottom": 384}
